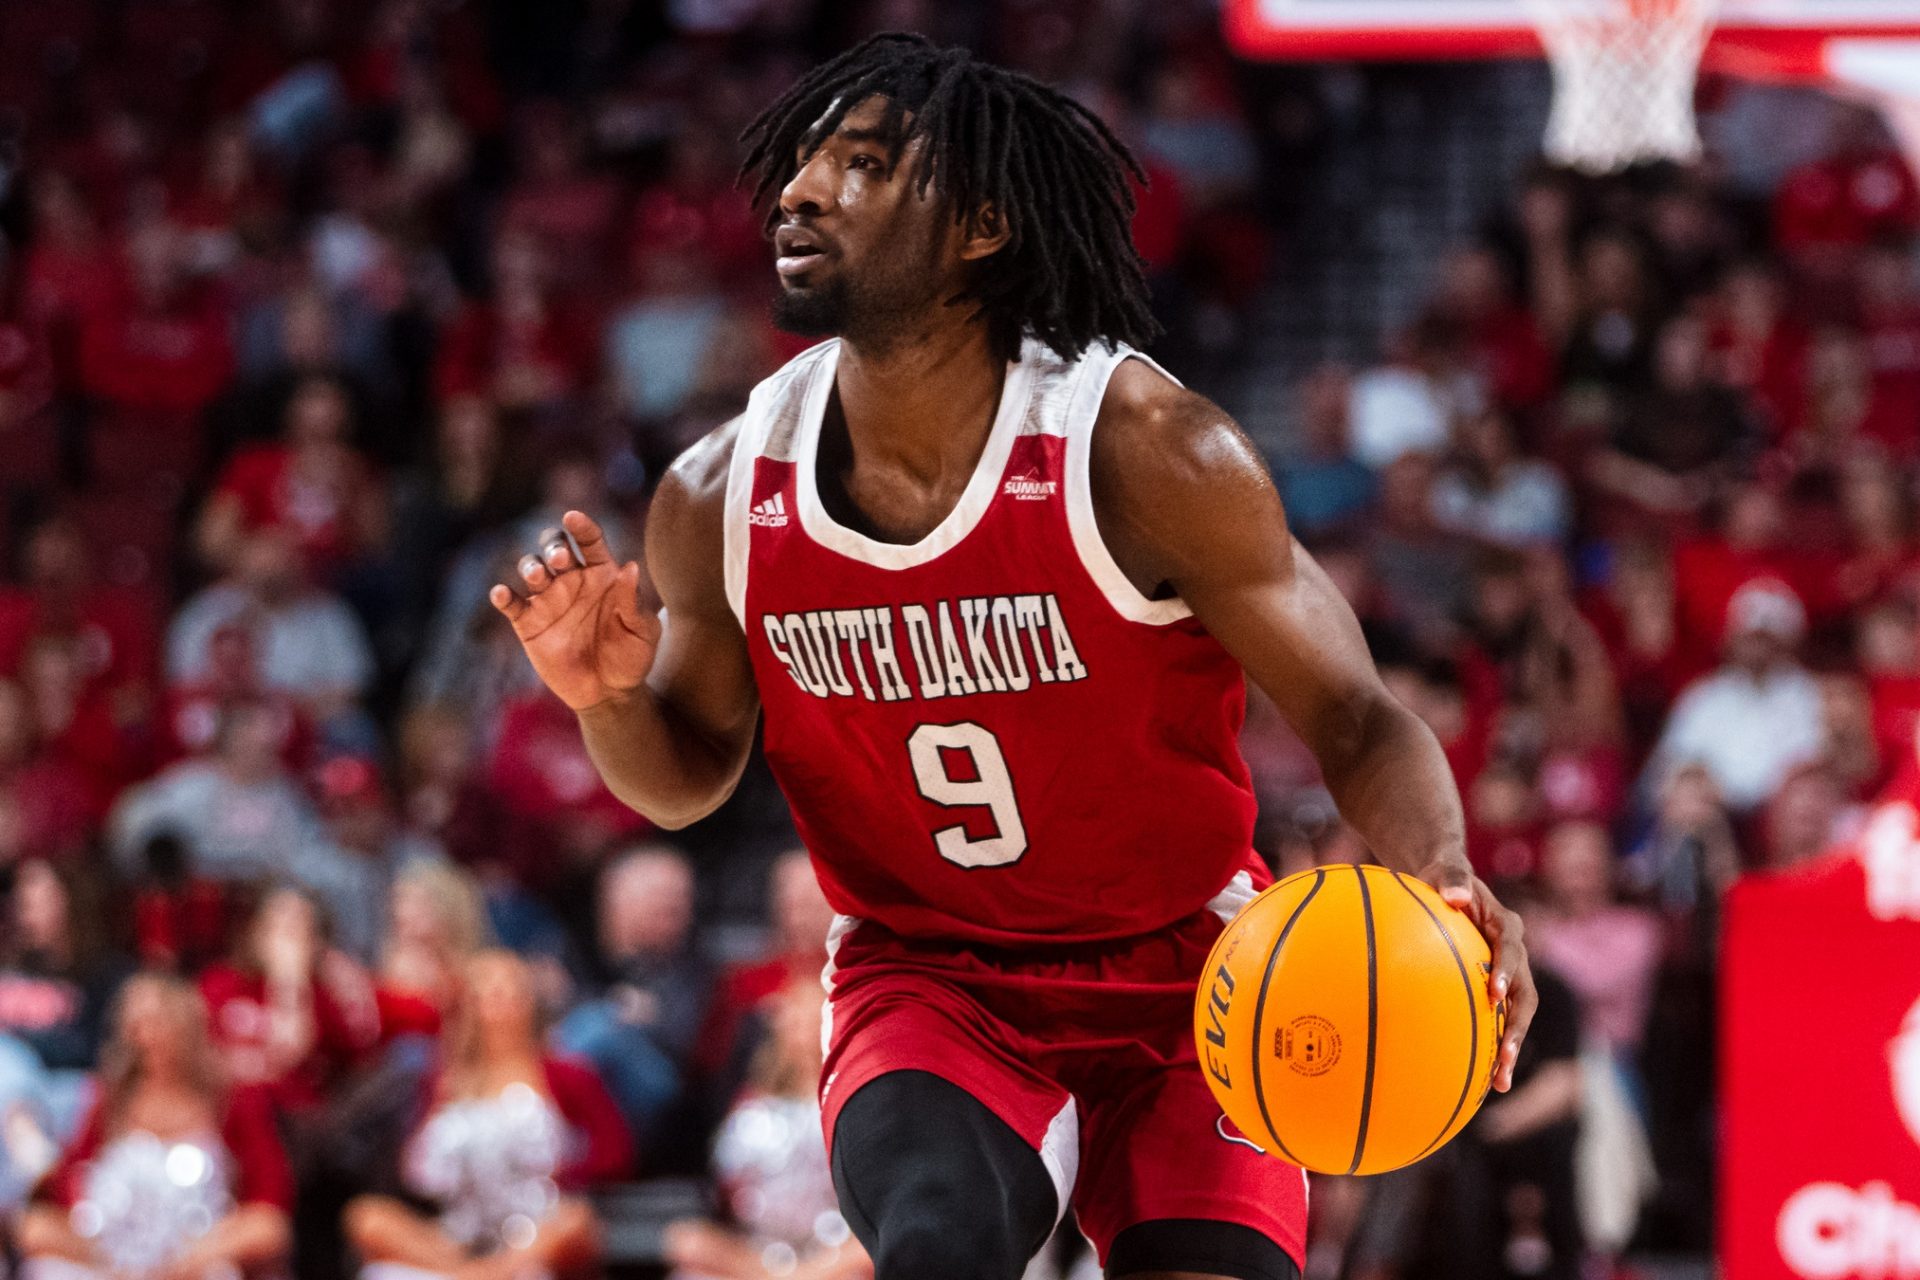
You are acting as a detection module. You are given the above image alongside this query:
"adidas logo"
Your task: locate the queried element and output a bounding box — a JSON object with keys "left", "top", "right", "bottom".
{"left": 1003, "top": 471, "right": 1058, "bottom": 501}
{"left": 749, "top": 493, "right": 790, "bottom": 527}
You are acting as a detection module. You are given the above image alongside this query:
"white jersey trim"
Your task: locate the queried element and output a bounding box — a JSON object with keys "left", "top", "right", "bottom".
{"left": 1205, "top": 869, "right": 1258, "bottom": 926}
{"left": 1063, "top": 347, "right": 1194, "bottom": 626}
{"left": 792, "top": 340, "right": 1038, "bottom": 571}
{"left": 722, "top": 396, "right": 764, "bottom": 630}
{"left": 819, "top": 912, "right": 862, "bottom": 1058}
{"left": 1038, "top": 1096, "right": 1081, "bottom": 1228}
{"left": 726, "top": 342, "right": 838, "bottom": 627}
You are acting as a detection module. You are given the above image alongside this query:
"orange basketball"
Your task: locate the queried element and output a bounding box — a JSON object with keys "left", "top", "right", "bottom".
{"left": 1194, "top": 863, "right": 1504, "bottom": 1175}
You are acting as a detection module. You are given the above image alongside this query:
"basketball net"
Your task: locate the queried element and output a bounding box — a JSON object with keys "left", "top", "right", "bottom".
{"left": 1523, "top": 0, "right": 1721, "bottom": 173}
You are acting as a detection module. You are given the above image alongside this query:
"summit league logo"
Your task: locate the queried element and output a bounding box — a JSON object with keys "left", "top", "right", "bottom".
{"left": 1003, "top": 470, "right": 1058, "bottom": 501}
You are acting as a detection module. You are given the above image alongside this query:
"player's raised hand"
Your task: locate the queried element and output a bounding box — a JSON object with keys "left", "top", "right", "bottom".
{"left": 1419, "top": 859, "right": 1537, "bottom": 1094}
{"left": 489, "top": 510, "right": 661, "bottom": 712}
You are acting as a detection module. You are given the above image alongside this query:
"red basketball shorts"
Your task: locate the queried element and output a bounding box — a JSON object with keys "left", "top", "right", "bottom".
{"left": 817, "top": 873, "right": 1309, "bottom": 1269}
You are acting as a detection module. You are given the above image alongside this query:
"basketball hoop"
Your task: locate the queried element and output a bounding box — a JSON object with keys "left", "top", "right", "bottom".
{"left": 1523, "top": 0, "right": 1721, "bottom": 172}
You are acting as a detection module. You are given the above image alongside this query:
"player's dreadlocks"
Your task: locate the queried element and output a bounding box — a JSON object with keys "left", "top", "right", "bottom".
{"left": 739, "top": 32, "right": 1161, "bottom": 362}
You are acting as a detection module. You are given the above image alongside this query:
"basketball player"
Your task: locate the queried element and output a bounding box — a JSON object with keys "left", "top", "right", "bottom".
{"left": 492, "top": 34, "right": 1536, "bottom": 1280}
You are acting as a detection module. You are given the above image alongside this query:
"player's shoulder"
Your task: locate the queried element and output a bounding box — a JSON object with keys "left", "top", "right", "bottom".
{"left": 1090, "top": 353, "right": 1274, "bottom": 499}
{"left": 649, "top": 416, "right": 742, "bottom": 577}
{"left": 659, "top": 415, "right": 742, "bottom": 509}
{"left": 662, "top": 340, "right": 839, "bottom": 507}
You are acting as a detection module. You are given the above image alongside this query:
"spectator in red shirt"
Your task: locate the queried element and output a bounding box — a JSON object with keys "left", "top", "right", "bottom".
{"left": 394, "top": 702, "right": 520, "bottom": 878}
{"left": 1583, "top": 537, "right": 1712, "bottom": 764}
{"left": 1860, "top": 596, "right": 1920, "bottom": 772}
{"left": 342, "top": 0, "right": 503, "bottom": 148}
{"left": 634, "top": 118, "right": 785, "bottom": 296}
{"left": 77, "top": 220, "right": 234, "bottom": 424}
{"left": 17, "top": 633, "right": 144, "bottom": 817}
{"left": 1773, "top": 106, "right": 1920, "bottom": 277}
{"left": 195, "top": 373, "right": 386, "bottom": 583}
{"left": 0, "top": 512, "right": 159, "bottom": 710}
{"left": 169, "top": 117, "right": 286, "bottom": 278}
{"left": 17, "top": 973, "right": 293, "bottom": 1280}
{"left": 1069, "top": 84, "right": 1193, "bottom": 294}
{"left": 497, "top": 101, "right": 625, "bottom": 297}
{"left": 1464, "top": 757, "right": 1547, "bottom": 889}
{"left": 433, "top": 228, "right": 598, "bottom": 419}
{"left": 1826, "top": 456, "right": 1920, "bottom": 618}
{"left": 157, "top": 621, "right": 314, "bottom": 770}
{"left": 200, "top": 886, "right": 381, "bottom": 1117}
{"left": 1427, "top": 245, "right": 1557, "bottom": 417}
{"left": 697, "top": 849, "right": 837, "bottom": 1085}
{"left": 1855, "top": 241, "right": 1920, "bottom": 441}
{"left": 0, "top": 250, "right": 56, "bottom": 481}
{"left": 485, "top": 689, "right": 652, "bottom": 884}
{"left": 1671, "top": 480, "right": 1799, "bottom": 653}
{"left": 20, "top": 173, "right": 119, "bottom": 397}
{"left": 344, "top": 950, "right": 627, "bottom": 1280}
{"left": 1793, "top": 325, "right": 1915, "bottom": 463}
{"left": 1706, "top": 260, "right": 1808, "bottom": 439}
{"left": 0, "top": 678, "right": 100, "bottom": 864}
{"left": 374, "top": 861, "right": 491, "bottom": 1043}
{"left": 1757, "top": 759, "right": 1855, "bottom": 872}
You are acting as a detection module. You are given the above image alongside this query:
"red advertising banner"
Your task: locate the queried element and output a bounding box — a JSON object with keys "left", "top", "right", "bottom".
{"left": 1722, "top": 771, "right": 1920, "bottom": 1278}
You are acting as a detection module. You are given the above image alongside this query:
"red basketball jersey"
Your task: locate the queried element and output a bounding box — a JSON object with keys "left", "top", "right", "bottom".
{"left": 726, "top": 338, "right": 1262, "bottom": 945}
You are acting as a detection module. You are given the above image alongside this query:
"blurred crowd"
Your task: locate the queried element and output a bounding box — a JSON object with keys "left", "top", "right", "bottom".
{"left": 1267, "top": 103, "right": 1920, "bottom": 1280}
{"left": 0, "top": 1, "right": 1283, "bottom": 1278}
{"left": 0, "top": 0, "right": 1913, "bottom": 1277}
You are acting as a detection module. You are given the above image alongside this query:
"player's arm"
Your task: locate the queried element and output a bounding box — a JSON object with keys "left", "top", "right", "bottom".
{"left": 1091, "top": 361, "right": 1536, "bottom": 1090}
{"left": 490, "top": 421, "right": 760, "bottom": 829}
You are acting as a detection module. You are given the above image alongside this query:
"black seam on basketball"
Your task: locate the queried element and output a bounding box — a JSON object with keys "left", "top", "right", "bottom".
{"left": 1390, "top": 870, "right": 1479, "bottom": 1162}
{"left": 1346, "top": 865, "right": 1379, "bottom": 1176}
{"left": 1250, "top": 869, "right": 1324, "bottom": 1167}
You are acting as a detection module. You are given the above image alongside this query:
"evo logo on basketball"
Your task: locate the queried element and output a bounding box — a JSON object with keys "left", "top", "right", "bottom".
{"left": 749, "top": 494, "right": 790, "bottom": 527}
{"left": 1201, "top": 964, "right": 1235, "bottom": 1090}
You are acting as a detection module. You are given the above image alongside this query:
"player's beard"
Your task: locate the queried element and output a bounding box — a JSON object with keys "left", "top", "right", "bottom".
{"left": 771, "top": 272, "right": 859, "bottom": 337}
{"left": 772, "top": 218, "right": 951, "bottom": 352}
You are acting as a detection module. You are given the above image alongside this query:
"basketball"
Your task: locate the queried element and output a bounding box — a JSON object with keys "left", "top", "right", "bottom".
{"left": 1196, "top": 864, "right": 1504, "bottom": 1176}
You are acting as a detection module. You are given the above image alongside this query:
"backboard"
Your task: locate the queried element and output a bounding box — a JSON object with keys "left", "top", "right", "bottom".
{"left": 1225, "top": 0, "right": 1920, "bottom": 81}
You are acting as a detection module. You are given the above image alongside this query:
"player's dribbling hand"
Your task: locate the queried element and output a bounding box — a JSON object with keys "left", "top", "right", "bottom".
{"left": 489, "top": 510, "right": 662, "bottom": 712}
{"left": 1418, "top": 858, "right": 1537, "bottom": 1094}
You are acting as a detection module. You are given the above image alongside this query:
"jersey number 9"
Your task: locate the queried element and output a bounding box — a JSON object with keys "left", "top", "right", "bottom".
{"left": 907, "top": 722, "right": 1028, "bottom": 868}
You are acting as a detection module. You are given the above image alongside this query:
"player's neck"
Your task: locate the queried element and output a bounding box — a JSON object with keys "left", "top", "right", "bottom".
{"left": 833, "top": 320, "right": 1006, "bottom": 484}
